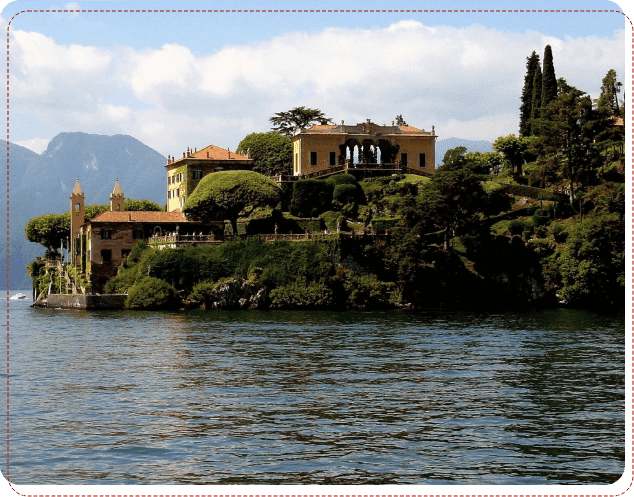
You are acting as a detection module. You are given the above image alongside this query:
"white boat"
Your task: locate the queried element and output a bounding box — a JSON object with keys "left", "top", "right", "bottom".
{"left": 9, "top": 293, "right": 26, "bottom": 300}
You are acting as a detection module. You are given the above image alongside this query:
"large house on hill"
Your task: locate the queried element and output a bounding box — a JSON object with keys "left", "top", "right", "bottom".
{"left": 165, "top": 144, "right": 253, "bottom": 212}
{"left": 292, "top": 119, "right": 437, "bottom": 177}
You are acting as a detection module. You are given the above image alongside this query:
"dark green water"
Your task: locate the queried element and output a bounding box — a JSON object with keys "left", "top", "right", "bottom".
{"left": 5, "top": 300, "right": 625, "bottom": 484}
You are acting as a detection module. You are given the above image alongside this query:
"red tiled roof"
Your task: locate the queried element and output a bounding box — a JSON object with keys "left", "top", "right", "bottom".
{"left": 398, "top": 125, "right": 422, "bottom": 132}
{"left": 89, "top": 210, "right": 188, "bottom": 223}
{"left": 176, "top": 144, "right": 251, "bottom": 161}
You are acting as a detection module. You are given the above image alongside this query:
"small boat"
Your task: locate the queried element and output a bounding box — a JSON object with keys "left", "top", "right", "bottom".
{"left": 9, "top": 293, "right": 26, "bottom": 300}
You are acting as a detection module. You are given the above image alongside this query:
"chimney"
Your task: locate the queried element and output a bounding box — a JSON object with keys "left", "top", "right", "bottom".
{"left": 183, "top": 152, "right": 186, "bottom": 158}
{"left": 228, "top": 148, "right": 231, "bottom": 159}
{"left": 392, "top": 121, "right": 395, "bottom": 126}
{"left": 128, "top": 212, "right": 131, "bottom": 221}
{"left": 207, "top": 151, "right": 209, "bottom": 158}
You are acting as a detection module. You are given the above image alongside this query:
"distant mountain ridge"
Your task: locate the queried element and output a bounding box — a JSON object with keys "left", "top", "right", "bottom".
{"left": 435, "top": 138, "right": 494, "bottom": 165}
{"left": 7, "top": 132, "right": 167, "bottom": 288}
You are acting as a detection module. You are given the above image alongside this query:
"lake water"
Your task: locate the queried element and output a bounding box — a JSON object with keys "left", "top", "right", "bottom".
{"left": 5, "top": 295, "right": 625, "bottom": 485}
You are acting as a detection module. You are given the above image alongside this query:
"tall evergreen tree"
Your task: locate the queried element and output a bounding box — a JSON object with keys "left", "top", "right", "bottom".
{"left": 519, "top": 51, "right": 540, "bottom": 137}
{"left": 541, "top": 45, "right": 557, "bottom": 109}
{"left": 597, "top": 69, "right": 622, "bottom": 117}
{"left": 530, "top": 63, "right": 543, "bottom": 135}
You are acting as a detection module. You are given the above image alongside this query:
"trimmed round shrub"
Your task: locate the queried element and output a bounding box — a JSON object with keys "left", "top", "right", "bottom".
{"left": 328, "top": 173, "right": 356, "bottom": 186}
{"left": 125, "top": 277, "right": 177, "bottom": 310}
{"left": 290, "top": 179, "right": 334, "bottom": 217}
{"left": 333, "top": 184, "right": 357, "bottom": 205}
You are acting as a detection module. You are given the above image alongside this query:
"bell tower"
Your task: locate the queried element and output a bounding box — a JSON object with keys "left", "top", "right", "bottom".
{"left": 70, "top": 177, "right": 85, "bottom": 266}
{"left": 110, "top": 178, "right": 125, "bottom": 212}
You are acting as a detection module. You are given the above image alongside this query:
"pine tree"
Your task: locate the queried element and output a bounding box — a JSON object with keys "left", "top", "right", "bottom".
{"left": 530, "top": 63, "right": 542, "bottom": 135}
{"left": 597, "top": 69, "right": 622, "bottom": 116}
{"left": 519, "top": 51, "right": 540, "bottom": 137}
{"left": 541, "top": 45, "right": 557, "bottom": 109}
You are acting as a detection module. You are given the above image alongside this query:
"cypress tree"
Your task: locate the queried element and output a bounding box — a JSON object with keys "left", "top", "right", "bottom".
{"left": 541, "top": 45, "right": 557, "bottom": 109}
{"left": 531, "top": 63, "right": 542, "bottom": 135}
{"left": 519, "top": 51, "right": 540, "bottom": 137}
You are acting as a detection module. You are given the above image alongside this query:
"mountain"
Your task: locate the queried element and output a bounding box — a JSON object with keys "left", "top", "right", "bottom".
{"left": 435, "top": 138, "right": 494, "bottom": 166}
{"left": 7, "top": 132, "right": 167, "bottom": 288}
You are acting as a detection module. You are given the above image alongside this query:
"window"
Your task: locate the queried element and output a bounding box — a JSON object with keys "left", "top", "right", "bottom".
{"left": 294, "top": 153, "right": 298, "bottom": 173}
{"left": 121, "top": 249, "right": 131, "bottom": 259}
{"left": 101, "top": 249, "right": 112, "bottom": 263}
{"left": 133, "top": 229, "right": 144, "bottom": 239}
{"left": 310, "top": 151, "right": 317, "bottom": 166}
{"left": 115, "top": 203, "right": 120, "bottom": 211}
{"left": 401, "top": 153, "right": 408, "bottom": 167}
{"left": 193, "top": 170, "right": 203, "bottom": 180}
{"left": 419, "top": 153, "right": 426, "bottom": 168}
{"left": 74, "top": 203, "right": 80, "bottom": 212}
{"left": 100, "top": 229, "right": 112, "bottom": 239}
{"left": 176, "top": 188, "right": 180, "bottom": 197}
{"left": 329, "top": 151, "right": 336, "bottom": 166}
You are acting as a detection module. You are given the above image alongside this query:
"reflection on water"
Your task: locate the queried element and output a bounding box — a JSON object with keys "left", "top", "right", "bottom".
{"left": 6, "top": 302, "right": 625, "bottom": 484}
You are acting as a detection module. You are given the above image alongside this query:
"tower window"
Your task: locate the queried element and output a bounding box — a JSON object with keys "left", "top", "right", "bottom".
{"left": 101, "top": 249, "right": 112, "bottom": 263}
{"left": 75, "top": 203, "right": 81, "bottom": 212}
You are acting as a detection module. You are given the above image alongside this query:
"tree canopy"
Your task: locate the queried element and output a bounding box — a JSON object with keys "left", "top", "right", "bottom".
{"left": 395, "top": 114, "right": 408, "bottom": 126}
{"left": 519, "top": 51, "right": 540, "bottom": 137}
{"left": 269, "top": 107, "right": 333, "bottom": 136}
{"left": 182, "top": 170, "right": 282, "bottom": 233}
{"left": 236, "top": 132, "right": 292, "bottom": 177}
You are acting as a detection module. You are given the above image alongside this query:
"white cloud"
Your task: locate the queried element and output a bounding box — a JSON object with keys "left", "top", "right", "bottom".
{"left": 9, "top": 20, "right": 625, "bottom": 155}
{"left": 13, "top": 138, "right": 50, "bottom": 154}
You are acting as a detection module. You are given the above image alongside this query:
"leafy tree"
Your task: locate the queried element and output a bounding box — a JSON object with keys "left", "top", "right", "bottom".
{"left": 519, "top": 51, "right": 540, "bottom": 137}
{"left": 493, "top": 135, "right": 532, "bottom": 177}
{"left": 597, "top": 69, "right": 623, "bottom": 117}
{"left": 464, "top": 151, "right": 504, "bottom": 175}
{"left": 544, "top": 213, "right": 624, "bottom": 307}
{"left": 123, "top": 199, "right": 163, "bottom": 212}
{"left": 236, "top": 132, "right": 292, "bottom": 177}
{"left": 269, "top": 106, "right": 333, "bottom": 136}
{"left": 535, "top": 84, "right": 600, "bottom": 203}
{"left": 541, "top": 45, "right": 557, "bottom": 110}
{"left": 395, "top": 114, "right": 408, "bottom": 126}
{"left": 419, "top": 147, "right": 488, "bottom": 249}
{"left": 24, "top": 212, "right": 70, "bottom": 255}
{"left": 183, "top": 170, "right": 282, "bottom": 234}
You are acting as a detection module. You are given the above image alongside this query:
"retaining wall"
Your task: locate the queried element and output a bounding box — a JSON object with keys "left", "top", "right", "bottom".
{"left": 46, "top": 294, "right": 126, "bottom": 310}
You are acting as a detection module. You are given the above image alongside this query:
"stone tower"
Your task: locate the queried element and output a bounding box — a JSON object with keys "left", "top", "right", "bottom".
{"left": 70, "top": 177, "right": 85, "bottom": 265}
{"left": 109, "top": 178, "right": 125, "bottom": 212}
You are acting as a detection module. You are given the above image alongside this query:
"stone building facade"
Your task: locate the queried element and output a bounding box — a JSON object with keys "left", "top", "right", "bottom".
{"left": 165, "top": 144, "right": 253, "bottom": 212}
{"left": 71, "top": 178, "right": 223, "bottom": 293}
{"left": 291, "top": 119, "right": 437, "bottom": 177}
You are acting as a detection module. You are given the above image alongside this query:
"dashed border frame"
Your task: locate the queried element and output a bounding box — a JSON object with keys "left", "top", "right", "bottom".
{"left": 3, "top": 6, "right": 632, "bottom": 497}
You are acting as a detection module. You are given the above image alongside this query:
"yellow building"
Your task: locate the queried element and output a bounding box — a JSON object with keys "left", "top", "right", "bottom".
{"left": 291, "top": 119, "right": 437, "bottom": 177}
{"left": 165, "top": 144, "right": 253, "bottom": 212}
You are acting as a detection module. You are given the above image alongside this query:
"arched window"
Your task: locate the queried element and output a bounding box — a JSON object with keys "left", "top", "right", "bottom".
{"left": 75, "top": 203, "right": 80, "bottom": 212}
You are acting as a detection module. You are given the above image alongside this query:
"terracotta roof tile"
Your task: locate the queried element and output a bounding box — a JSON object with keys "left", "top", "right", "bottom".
{"left": 89, "top": 210, "right": 189, "bottom": 223}
{"left": 178, "top": 144, "right": 251, "bottom": 161}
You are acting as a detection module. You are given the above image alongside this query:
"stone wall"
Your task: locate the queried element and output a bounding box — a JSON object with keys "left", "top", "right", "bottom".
{"left": 47, "top": 294, "right": 126, "bottom": 309}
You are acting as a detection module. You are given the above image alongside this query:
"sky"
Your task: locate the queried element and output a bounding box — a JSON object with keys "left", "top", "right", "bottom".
{"left": 1, "top": 0, "right": 628, "bottom": 157}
